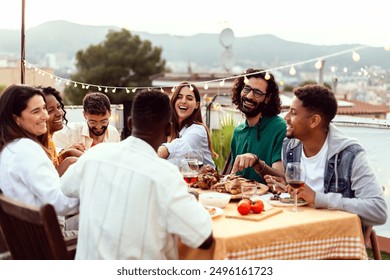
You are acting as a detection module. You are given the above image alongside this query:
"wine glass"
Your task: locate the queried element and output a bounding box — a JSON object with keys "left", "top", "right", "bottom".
{"left": 285, "top": 162, "right": 306, "bottom": 212}
{"left": 186, "top": 150, "right": 204, "bottom": 169}
{"left": 180, "top": 158, "right": 199, "bottom": 188}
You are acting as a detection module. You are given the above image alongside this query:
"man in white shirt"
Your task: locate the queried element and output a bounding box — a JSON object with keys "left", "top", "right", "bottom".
{"left": 61, "top": 89, "right": 214, "bottom": 259}
{"left": 53, "top": 92, "right": 120, "bottom": 151}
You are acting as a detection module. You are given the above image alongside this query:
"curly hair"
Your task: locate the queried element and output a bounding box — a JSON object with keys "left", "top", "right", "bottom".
{"left": 231, "top": 68, "right": 282, "bottom": 117}
{"left": 294, "top": 84, "right": 337, "bottom": 126}
{"left": 38, "top": 86, "right": 68, "bottom": 124}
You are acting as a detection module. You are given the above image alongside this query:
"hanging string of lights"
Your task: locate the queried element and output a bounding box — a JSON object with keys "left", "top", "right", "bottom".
{"left": 23, "top": 45, "right": 369, "bottom": 93}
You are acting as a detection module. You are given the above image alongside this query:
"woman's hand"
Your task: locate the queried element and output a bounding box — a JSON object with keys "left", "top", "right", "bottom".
{"left": 56, "top": 156, "right": 78, "bottom": 177}
{"left": 157, "top": 145, "right": 169, "bottom": 159}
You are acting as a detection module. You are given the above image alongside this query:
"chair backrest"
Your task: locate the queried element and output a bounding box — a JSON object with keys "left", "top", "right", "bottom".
{"left": 221, "top": 151, "right": 232, "bottom": 175}
{"left": 364, "top": 225, "right": 382, "bottom": 260}
{"left": 0, "top": 194, "right": 72, "bottom": 260}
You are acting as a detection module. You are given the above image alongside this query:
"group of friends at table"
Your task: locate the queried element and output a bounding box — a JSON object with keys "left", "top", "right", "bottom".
{"left": 0, "top": 67, "right": 387, "bottom": 259}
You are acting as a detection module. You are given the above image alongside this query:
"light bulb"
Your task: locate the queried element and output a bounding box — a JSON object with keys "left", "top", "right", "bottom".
{"left": 265, "top": 71, "right": 271, "bottom": 80}
{"left": 132, "top": 88, "right": 137, "bottom": 93}
{"left": 98, "top": 86, "right": 102, "bottom": 91}
{"left": 219, "top": 80, "right": 225, "bottom": 87}
{"left": 189, "top": 84, "right": 193, "bottom": 91}
{"left": 171, "top": 87, "right": 175, "bottom": 93}
{"left": 104, "top": 87, "right": 108, "bottom": 93}
{"left": 73, "top": 83, "right": 77, "bottom": 87}
{"left": 315, "top": 60, "right": 323, "bottom": 69}
{"left": 343, "top": 67, "right": 348, "bottom": 73}
{"left": 126, "top": 88, "right": 130, "bottom": 93}
{"left": 112, "top": 88, "right": 116, "bottom": 93}
{"left": 86, "top": 85, "right": 90, "bottom": 89}
{"left": 352, "top": 51, "right": 360, "bottom": 62}
{"left": 204, "top": 83, "right": 209, "bottom": 90}
{"left": 289, "top": 66, "right": 296, "bottom": 76}
{"left": 160, "top": 88, "right": 164, "bottom": 93}
{"left": 244, "top": 76, "right": 249, "bottom": 84}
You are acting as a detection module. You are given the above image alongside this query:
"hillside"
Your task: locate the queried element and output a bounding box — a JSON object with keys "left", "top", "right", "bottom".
{"left": 1, "top": 20, "right": 389, "bottom": 72}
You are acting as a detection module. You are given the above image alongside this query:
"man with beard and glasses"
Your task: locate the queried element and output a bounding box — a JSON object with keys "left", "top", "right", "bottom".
{"left": 230, "top": 68, "right": 286, "bottom": 184}
{"left": 53, "top": 92, "right": 120, "bottom": 151}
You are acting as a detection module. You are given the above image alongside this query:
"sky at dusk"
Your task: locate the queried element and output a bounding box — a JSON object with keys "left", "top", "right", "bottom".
{"left": 1, "top": 0, "right": 389, "bottom": 48}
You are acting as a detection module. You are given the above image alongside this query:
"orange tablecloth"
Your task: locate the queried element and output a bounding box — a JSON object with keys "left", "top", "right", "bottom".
{"left": 179, "top": 202, "right": 368, "bottom": 260}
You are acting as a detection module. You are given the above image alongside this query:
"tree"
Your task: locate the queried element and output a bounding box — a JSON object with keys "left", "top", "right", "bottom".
{"left": 64, "top": 28, "right": 166, "bottom": 104}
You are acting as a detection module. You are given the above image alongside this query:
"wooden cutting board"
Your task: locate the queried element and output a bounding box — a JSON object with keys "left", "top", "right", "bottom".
{"left": 224, "top": 207, "right": 282, "bottom": 222}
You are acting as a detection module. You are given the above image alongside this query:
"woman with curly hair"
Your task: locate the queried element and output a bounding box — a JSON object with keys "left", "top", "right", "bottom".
{"left": 158, "top": 82, "right": 216, "bottom": 169}
{"left": 39, "top": 86, "right": 83, "bottom": 176}
{"left": 230, "top": 68, "right": 286, "bottom": 184}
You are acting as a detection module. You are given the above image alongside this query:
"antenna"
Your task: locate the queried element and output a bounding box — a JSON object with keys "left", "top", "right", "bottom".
{"left": 219, "top": 28, "right": 235, "bottom": 72}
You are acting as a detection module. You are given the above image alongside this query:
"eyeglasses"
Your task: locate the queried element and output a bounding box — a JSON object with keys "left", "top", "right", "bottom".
{"left": 242, "top": 85, "right": 267, "bottom": 98}
{"left": 87, "top": 119, "right": 110, "bottom": 126}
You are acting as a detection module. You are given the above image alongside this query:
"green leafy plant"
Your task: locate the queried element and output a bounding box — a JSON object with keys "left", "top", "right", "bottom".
{"left": 211, "top": 112, "right": 239, "bottom": 172}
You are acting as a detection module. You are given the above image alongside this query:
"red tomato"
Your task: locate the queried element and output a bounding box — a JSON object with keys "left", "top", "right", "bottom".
{"left": 251, "top": 200, "right": 264, "bottom": 214}
{"left": 237, "top": 199, "right": 251, "bottom": 215}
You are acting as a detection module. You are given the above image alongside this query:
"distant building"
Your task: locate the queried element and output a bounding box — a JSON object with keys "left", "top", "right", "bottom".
{"left": 0, "top": 60, "right": 56, "bottom": 87}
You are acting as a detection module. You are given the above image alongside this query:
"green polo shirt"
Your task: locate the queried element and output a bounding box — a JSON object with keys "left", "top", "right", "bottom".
{"left": 231, "top": 115, "right": 286, "bottom": 183}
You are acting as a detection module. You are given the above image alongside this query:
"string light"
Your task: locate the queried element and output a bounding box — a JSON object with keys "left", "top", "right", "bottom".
{"left": 264, "top": 71, "right": 271, "bottom": 80}
{"left": 189, "top": 84, "right": 194, "bottom": 91}
{"left": 315, "top": 59, "right": 323, "bottom": 69}
{"left": 244, "top": 76, "right": 249, "bottom": 84}
{"left": 289, "top": 66, "right": 296, "bottom": 76}
{"left": 352, "top": 51, "right": 360, "bottom": 62}
{"left": 22, "top": 45, "right": 370, "bottom": 94}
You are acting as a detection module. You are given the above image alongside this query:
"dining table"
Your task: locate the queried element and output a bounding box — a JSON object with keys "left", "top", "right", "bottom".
{"left": 179, "top": 198, "right": 368, "bottom": 260}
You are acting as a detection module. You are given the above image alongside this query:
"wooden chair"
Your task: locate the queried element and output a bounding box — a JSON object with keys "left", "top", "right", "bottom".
{"left": 0, "top": 194, "right": 77, "bottom": 260}
{"left": 221, "top": 151, "right": 232, "bottom": 175}
{"left": 364, "top": 225, "right": 382, "bottom": 260}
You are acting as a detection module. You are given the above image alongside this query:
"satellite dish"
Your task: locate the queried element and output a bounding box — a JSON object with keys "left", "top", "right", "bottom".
{"left": 219, "top": 28, "right": 234, "bottom": 48}
{"left": 220, "top": 49, "right": 235, "bottom": 71}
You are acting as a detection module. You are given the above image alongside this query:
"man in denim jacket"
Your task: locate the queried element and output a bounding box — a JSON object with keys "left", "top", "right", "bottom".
{"left": 282, "top": 84, "right": 387, "bottom": 227}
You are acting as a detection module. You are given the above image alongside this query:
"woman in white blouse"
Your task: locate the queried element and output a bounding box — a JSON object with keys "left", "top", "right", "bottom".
{"left": 0, "top": 85, "right": 79, "bottom": 225}
{"left": 158, "top": 82, "right": 216, "bottom": 168}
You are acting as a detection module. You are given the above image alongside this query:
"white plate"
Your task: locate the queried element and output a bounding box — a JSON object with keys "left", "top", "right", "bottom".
{"left": 262, "top": 193, "right": 308, "bottom": 207}
{"left": 204, "top": 206, "right": 223, "bottom": 218}
{"left": 268, "top": 199, "right": 308, "bottom": 207}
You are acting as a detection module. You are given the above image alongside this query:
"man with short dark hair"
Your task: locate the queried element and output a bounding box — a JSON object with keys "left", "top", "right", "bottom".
{"left": 53, "top": 92, "right": 120, "bottom": 151}
{"left": 61, "top": 89, "right": 214, "bottom": 259}
{"left": 281, "top": 84, "right": 387, "bottom": 226}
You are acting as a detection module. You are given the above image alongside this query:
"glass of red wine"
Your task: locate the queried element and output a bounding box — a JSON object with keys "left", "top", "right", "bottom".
{"left": 285, "top": 162, "right": 306, "bottom": 212}
{"left": 180, "top": 158, "right": 199, "bottom": 188}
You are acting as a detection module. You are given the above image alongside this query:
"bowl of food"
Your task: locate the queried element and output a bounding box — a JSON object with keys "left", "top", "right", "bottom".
{"left": 199, "top": 192, "right": 231, "bottom": 208}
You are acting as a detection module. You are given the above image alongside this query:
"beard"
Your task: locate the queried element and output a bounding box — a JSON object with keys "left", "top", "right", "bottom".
{"left": 239, "top": 96, "right": 266, "bottom": 118}
{"left": 89, "top": 125, "right": 108, "bottom": 137}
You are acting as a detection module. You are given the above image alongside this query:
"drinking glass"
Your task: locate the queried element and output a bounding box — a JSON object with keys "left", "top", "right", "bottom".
{"left": 285, "top": 162, "right": 306, "bottom": 212}
{"left": 187, "top": 150, "right": 204, "bottom": 169}
{"left": 180, "top": 158, "right": 199, "bottom": 188}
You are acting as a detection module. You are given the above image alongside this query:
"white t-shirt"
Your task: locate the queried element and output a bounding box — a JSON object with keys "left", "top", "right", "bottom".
{"left": 61, "top": 136, "right": 212, "bottom": 260}
{"left": 301, "top": 136, "right": 329, "bottom": 193}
